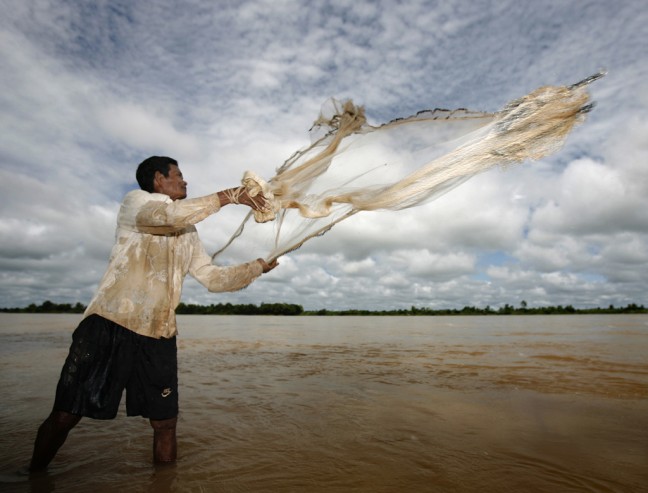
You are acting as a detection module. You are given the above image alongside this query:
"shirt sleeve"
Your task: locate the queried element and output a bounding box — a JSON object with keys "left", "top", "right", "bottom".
{"left": 188, "top": 234, "right": 264, "bottom": 292}
{"left": 119, "top": 190, "right": 222, "bottom": 235}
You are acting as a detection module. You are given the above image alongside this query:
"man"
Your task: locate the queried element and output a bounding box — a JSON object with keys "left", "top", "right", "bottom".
{"left": 29, "top": 156, "right": 277, "bottom": 471}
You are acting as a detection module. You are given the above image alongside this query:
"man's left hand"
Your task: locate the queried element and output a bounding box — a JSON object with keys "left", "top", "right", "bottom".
{"left": 258, "top": 258, "right": 279, "bottom": 273}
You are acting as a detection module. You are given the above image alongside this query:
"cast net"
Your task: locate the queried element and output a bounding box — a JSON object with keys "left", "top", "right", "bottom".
{"left": 213, "top": 72, "right": 604, "bottom": 264}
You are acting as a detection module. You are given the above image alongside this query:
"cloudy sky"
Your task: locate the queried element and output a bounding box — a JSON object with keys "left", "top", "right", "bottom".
{"left": 1, "top": 0, "right": 647, "bottom": 311}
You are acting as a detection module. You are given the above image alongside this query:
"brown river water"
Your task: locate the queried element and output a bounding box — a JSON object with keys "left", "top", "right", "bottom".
{"left": 1, "top": 313, "right": 647, "bottom": 492}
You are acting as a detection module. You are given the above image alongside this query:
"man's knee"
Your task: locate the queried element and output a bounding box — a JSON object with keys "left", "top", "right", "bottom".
{"left": 49, "top": 410, "right": 82, "bottom": 432}
{"left": 150, "top": 417, "right": 177, "bottom": 431}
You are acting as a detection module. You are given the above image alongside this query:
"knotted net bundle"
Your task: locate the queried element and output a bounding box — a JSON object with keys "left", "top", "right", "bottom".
{"left": 213, "top": 72, "right": 604, "bottom": 264}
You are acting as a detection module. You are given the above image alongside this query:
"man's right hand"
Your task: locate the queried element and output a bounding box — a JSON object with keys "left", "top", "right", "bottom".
{"left": 218, "top": 187, "right": 271, "bottom": 212}
{"left": 237, "top": 188, "right": 272, "bottom": 212}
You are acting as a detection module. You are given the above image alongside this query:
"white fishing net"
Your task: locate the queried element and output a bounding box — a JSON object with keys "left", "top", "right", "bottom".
{"left": 213, "top": 72, "right": 605, "bottom": 264}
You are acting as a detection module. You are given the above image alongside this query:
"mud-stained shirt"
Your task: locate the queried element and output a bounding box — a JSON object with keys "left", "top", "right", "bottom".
{"left": 85, "top": 189, "right": 263, "bottom": 339}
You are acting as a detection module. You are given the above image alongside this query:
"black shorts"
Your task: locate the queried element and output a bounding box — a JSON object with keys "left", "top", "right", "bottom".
{"left": 53, "top": 314, "right": 178, "bottom": 420}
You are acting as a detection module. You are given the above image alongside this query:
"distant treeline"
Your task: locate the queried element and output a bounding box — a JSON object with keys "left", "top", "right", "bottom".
{"left": 1, "top": 300, "right": 646, "bottom": 316}
{"left": 0, "top": 301, "right": 87, "bottom": 314}
{"left": 306, "top": 303, "right": 647, "bottom": 316}
{"left": 0, "top": 300, "right": 304, "bottom": 316}
{"left": 176, "top": 302, "right": 304, "bottom": 316}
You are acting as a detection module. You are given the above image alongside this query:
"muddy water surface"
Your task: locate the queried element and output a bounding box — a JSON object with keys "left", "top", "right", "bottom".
{"left": 1, "top": 313, "right": 647, "bottom": 492}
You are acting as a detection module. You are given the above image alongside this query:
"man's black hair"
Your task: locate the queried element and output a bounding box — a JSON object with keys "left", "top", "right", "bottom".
{"left": 136, "top": 156, "right": 178, "bottom": 193}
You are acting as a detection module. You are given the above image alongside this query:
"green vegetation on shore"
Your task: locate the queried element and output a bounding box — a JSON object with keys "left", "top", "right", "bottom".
{"left": 1, "top": 301, "right": 87, "bottom": 314}
{"left": 1, "top": 300, "right": 646, "bottom": 316}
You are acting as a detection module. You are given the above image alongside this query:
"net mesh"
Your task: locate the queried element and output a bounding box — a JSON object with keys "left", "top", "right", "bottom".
{"left": 213, "top": 72, "right": 604, "bottom": 263}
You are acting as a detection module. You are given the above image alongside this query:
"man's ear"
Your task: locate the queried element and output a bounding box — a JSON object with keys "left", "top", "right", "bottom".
{"left": 152, "top": 171, "right": 163, "bottom": 193}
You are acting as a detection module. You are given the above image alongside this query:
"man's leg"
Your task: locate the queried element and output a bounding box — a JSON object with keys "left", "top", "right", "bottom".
{"left": 29, "top": 410, "right": 82, "bottom": 472}
{"left": 150, "top": 417, "right": 177, "bottom": 463}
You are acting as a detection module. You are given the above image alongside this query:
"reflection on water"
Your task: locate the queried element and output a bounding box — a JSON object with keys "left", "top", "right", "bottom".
{"left": 1, "top": 313, "right": 647, "bottom": 492}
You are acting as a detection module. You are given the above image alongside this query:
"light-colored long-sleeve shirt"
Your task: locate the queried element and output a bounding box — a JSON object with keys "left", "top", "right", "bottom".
{"left": 85, "top": 189, "right": 263, "bottom": 339}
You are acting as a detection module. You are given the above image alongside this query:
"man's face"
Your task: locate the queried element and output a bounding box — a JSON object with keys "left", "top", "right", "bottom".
{"left": 155, "top": 164, "right": 187, "bottom": 200}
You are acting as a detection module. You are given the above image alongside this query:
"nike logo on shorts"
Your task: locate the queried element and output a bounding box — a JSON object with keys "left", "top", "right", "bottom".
{"left": 161, "top": 388, "right": 173, "bottom": 398}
